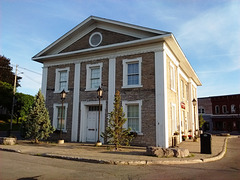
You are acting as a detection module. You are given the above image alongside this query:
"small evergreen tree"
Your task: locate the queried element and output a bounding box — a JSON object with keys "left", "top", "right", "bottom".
{"left": 24, "top": 90, "right": 54, "bottom": 143}
{"left": 101, "top": 90, "right": 134, "bottom": 150}
{"left": 199, "top": 114, "right": 206, "bottom": 128}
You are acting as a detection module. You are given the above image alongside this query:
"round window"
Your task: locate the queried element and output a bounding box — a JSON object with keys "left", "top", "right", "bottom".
{"left": 89, "top": 32, "right": 102, "bottom": 47}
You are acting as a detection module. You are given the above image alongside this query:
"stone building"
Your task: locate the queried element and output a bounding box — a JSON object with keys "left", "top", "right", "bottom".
{"left": 32, "top": 16, "right": 201, "bottom": 147}
{"left": 198, "top": 94, "right": 240, "bottom": 133}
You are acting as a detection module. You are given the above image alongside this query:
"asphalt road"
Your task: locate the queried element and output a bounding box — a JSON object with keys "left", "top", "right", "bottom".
{"left": 0, "top": 138, "right": 239, "bottom": 180}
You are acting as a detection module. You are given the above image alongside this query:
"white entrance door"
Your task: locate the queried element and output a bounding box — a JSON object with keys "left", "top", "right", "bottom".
{"left": 86, "top": 111, "right": 98, "bottom": 142}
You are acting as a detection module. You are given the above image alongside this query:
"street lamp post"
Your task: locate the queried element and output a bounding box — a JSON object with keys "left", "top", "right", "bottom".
{"left": 192, "top": 98, "right": 197, "bottom": 138}
{"left": 96, "top": 86, "right": 103, "bottom": 146}
{"left": 59, "top": 89, "right": 66, "bottom": 144}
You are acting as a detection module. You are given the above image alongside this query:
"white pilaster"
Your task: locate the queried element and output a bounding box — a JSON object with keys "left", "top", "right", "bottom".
{"left": 155, "top": 45, "right": 168, "bottom": 148}
{"left": 41, "top": 66, "right": 48, "bottom": 99}
{"left": 108, "top": 58, "right": 116, "bottom": 113}
{"left": 177, "top": 66, "right": 182, "bottom": 141}
{"left": 71, "top": 62, "right": 81, "bottom": 141}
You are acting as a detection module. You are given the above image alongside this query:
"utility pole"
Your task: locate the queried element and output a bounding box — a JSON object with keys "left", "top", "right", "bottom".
{"left": 9, "top": 64, "right": 18, "bottom": 137}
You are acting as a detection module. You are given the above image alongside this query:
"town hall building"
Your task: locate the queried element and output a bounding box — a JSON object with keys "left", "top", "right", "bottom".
{"left": 32, "top": 16, "right": 201, "bottom": 148}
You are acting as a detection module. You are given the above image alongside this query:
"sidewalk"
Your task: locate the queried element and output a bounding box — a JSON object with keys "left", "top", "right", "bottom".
{"left": 0, "top": 135, "right": 237, "bottom": 165}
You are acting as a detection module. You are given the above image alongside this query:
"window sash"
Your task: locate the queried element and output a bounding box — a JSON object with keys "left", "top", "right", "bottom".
{"left": 57, "top": 106, "right": 66, "bottom": 129}
{"left": 90, "top": 67, "right": 100, "bottom": 88}
{"left": 127, "top": 105, "right": 139, "bottom": 132}
{"left": 59, "top": 71, "right": 67, "bottom": 91}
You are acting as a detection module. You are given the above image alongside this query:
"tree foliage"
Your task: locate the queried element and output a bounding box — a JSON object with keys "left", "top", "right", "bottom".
{"left": 0, "top": 55, "right": 21, "bottom": 87}
{"left": 199, "top": 114, "right": 206, "bottom": 128}
{"left": 101, "top": 91, "right": 134, "bottom": 150}
{"left": 24, "top": 90, "right": 54, "bottom": 143}
{"left": 0, "top": 81, "right": 13, "bottom": 111}
{"left": 15, "top": 93, "right": 34, "bottom": 123}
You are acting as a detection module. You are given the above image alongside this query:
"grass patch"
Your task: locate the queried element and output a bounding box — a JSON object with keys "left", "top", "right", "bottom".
{"left": 186, "top": 153, "right": 195, "bottom": 158}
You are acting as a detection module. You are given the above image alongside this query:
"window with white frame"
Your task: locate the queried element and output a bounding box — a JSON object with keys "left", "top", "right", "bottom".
{"left": 222, "top": 105, "right": 227, "bottom": 114}
{"left": 122, "top": 100, "right": 142, "bottom": 133}
{"left": 53, "top": 103, "right": 68, "bottom": 131}
{"left": 171, "top": 103, "right": 177, "bottom": 134}
{"left": 231, "top": 104, "right": 236, "bottom": 113}
{"left": 55, "top": 67, "right": 70, "bottom": 93}
{"left": 170, "top": 63, "right": 175, "bottom": 91}
{"left": 86, "top": 63, "right": 103, "bottom": 90}
{"left": 215, "top": 105, "right": 220, "bottom": 114}
{"left": 122, "top": 58, "right": 142, "bottom": 88}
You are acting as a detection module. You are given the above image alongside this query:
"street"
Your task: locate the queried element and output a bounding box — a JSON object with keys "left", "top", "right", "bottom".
{"left": 0, "top": 138, "right": 239, "bottom": 180}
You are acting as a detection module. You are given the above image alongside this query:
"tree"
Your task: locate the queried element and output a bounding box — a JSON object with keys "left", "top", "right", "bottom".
{"left": 199, "top": 114, "right": 206, "bottom": 129}
{"left": 0, "top": 81, "right": 13, "bottom": 112}
{"left": 101, "top": 91, "right": 134, "bottom": 150}
{"left": 15, "top": 93, "right": 34, "bottom": 123}
{"left": 24, "top": 90, "right": 54, "bottom": 143}
{"left": 0, "top": 55, "right": 21, "bottom": 87}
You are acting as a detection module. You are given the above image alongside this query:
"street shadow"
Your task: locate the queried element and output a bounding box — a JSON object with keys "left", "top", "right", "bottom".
{"left": 17, "top": 175, "right": 41, "bottom": 180}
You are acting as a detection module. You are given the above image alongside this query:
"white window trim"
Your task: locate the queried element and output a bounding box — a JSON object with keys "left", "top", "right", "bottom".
{"left": 222, "top": 105, "right": 228, "bottom": 114}
{"left": 54, "top": 67, "right": 70, "bottom": 93}
{"left": 171, "top": 103, "right": 177, "bottom": 135}
{"left": 53, "top": 103, "right": 68, "bottom": 132}
{"left": 170, "top": 62, "right": 176, "bottom": 92}
{"left": 122, "top": 57, "right": 143, "bottom": 88}
{"left": 122, "top": 100, "right": 142, "bottom": 134}
{"left": 231, "top": 104, "right": 236, "bottom": 113}
{"left": 215, "top": 105, "right": 220, "bottom": 114}
{"left": 89, "top": 32, "right": 102, "bottom": 47}
{"left": 85, "top": 63, "right": 103, "bottom": 91}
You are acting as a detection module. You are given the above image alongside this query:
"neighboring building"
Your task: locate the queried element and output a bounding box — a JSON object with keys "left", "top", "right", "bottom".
{"left": 32, "top": 16, "right": 201, "bottom": 148}
{"left": 198, "top": 94, "right": 240, "bottom": 133}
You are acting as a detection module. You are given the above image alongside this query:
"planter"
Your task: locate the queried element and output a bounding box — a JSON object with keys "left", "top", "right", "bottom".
{"left": 0, "top": 137, "right": 17, "bottom": 145}
{"left": 182, "top": 136, "right": 187, "bottom": 141}
{"left": 188, "top": 135, "right": 192, "bottom": 140}
{"left": 95, "top": 141, "right": 102, "bottom": 146}
{"left": 58, "top": 139, "right": 64, "bottom": 144}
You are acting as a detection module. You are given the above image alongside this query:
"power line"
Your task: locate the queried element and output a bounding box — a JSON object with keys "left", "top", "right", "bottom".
{"left": 23, "top": 73, "right": 41, "bottom": 85}
{"left": 10, "top": 64, "right": 42, "bottom": 76}
{"left": 18, "top": 66, "right": 42, "bottom": 76}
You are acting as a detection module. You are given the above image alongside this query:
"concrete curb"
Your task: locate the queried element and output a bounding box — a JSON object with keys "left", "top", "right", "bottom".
{"left": 0, "top": 136, "right": 237, "bottom": 165}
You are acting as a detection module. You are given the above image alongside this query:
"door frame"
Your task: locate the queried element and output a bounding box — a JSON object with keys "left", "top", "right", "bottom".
{"left": 79, "top": 100, "right": 106, "bottom": 142}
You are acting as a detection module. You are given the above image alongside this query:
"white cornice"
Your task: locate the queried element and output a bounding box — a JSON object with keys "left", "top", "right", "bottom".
{"left": 42, "top": 41, "right": 165, "bottom": 67}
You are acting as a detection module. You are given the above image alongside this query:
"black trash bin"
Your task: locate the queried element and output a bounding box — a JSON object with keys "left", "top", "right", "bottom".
{"left": 200, "top": 133, "right": 212, "bottom": 154}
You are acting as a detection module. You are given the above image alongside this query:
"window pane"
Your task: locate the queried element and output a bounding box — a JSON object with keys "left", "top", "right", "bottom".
{"left": 60, "top": 82, "right": 67, "bottom": 90}
{"left": 128, "top": 75, "right": 139, "bottom": 85}
{"left": 91, "top": 79, "right": 100, "bottom": 88}
{"left": 91, "top": 68, "right": 100, "bottom": 78}
{"left": 128, "top": 63, "right": 139, "bottom": 74}
{"left": 60, "top": 71, "right": 67, "bottom": 81}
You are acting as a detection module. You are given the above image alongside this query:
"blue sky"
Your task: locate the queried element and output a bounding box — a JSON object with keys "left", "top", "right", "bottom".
{"left": 0, "top": 0, "right": 239, "bottom": 97}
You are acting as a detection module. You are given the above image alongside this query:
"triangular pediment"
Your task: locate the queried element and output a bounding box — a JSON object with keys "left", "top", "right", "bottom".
{"left": 33, "top": 16, "right": 170, "bottom": 58}
{"left": 60, "top": 28, "right": 139, "bottom": 53}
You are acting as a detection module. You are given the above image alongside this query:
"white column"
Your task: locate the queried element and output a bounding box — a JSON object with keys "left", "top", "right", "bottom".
{"left": 155, "top": 45, "right": 168, "bottom": 148}
{"left": 71, "top": 62, "right": 81, "bottom": 142}
{"left": 108, "top": 58, "right": 116, "bottom": 113}
{"left": 41, "top": 66, "right": 48, "bottom": 99}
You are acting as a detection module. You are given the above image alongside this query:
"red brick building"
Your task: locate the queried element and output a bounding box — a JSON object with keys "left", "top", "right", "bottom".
{"left": 198, "top": 94, "right": 240, "bottom": 133}
{"left": 32, "top": 16, "right": 201, "bottom": 147}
